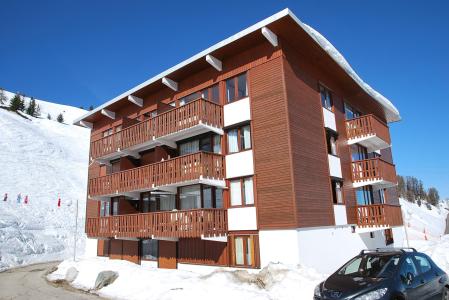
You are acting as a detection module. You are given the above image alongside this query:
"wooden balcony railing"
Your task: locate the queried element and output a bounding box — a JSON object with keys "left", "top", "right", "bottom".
{"left": 86, "top": 208, "right": 227, "bottom": 239}
{"left": 90, "top": 99, "right": 223, "bottom": 160}
{"left": 356, "top": 204, "right": 403, "bottom": 227}
{"left": 351, "top": 158, "right": 397, "bottom": 185}
{"left": 89, "top": 152, "right": 225, "bottom": 197}
{"left": 346, "top": 114, "right": 391, "bottom": 145}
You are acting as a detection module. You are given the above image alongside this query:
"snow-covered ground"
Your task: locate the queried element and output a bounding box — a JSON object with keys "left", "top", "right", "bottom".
{"left": 0, "top": 90, "right": 90, "bottom": 271}
{"left": 47, "top": 198, "right": 449, "bottom": 300}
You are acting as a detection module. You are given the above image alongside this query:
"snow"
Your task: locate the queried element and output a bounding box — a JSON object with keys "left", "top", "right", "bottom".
{"left": 48, "top": 258, "right": 325, "bottom": 300}
{"left": 0, "top": 90, "right": 90, "bottom": 271}
{"left": 47, "top": 197, "right": 449, "bottom": 300}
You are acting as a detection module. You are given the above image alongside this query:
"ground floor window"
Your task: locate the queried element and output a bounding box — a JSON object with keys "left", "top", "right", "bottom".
{"left": 230, "top": 234, "right": 259, "bottom": 268}
{"left": 385, "top": 229, "right": 394, "bottom": 245}
{"left": 141, "top": 239, "right": 158, "bottom": 260}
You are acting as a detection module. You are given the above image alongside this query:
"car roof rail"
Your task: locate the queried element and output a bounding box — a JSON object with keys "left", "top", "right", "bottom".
{"left": 360, "top": 247, "right": 417, "bottom": 255}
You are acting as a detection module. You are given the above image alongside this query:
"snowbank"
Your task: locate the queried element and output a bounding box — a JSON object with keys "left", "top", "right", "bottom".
{"left": 400, "top": 198, "right": 448, "bottom": 241}
{"left": 48, "top": 258, "right": 325, "bottom": 300}
{"left": 0, "top": 91, "right": 90, "bottom": 271}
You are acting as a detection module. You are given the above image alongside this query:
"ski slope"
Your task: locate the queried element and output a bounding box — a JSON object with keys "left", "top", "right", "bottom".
{"left": 0, "top": 91, "right": 90, "bottom": 271}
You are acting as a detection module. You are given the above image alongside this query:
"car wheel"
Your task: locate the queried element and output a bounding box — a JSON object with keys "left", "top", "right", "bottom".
{"left": 443, "top": 287, "right": 449, "bottom": 300}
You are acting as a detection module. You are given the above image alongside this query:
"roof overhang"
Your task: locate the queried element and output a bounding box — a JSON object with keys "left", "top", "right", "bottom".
{"left": 74, "top": 8, "right": 400, "bottom": 126}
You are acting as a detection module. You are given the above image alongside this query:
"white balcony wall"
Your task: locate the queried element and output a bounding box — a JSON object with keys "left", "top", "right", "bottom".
{"left": 227, "top": 207, "right": 257, "bottom": 231}
{"left": 223, "top": 97, "right": 251, "bottom": 127}
{"left": 328, "top": 154, "right": 342, "bottom": 178}
{"left": 322, "top": 108, "right": 337, "bottom": 132}
{"left": 226, "top": 150, "right": 254, "bottom": 178}
{"left": 333, "top": 205, "right": 347, "bottom": 225}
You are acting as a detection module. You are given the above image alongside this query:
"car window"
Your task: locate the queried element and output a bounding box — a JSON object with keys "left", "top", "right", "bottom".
{"left": 400, "top": 257, "right": 419, "bottom": 281}
{"left": 338, "top": 254, "right": 400, "bottom": 278}
{"left": 414, "top": 255, "right": 432, "bottom": 274}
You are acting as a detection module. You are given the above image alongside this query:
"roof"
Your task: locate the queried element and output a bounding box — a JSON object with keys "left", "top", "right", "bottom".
{"left": 74, "top": 8, "right": 400, "bottom": 125}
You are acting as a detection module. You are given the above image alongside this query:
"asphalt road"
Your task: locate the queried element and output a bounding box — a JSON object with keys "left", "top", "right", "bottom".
{"left": 0, "top": 262, "right": 99, "bottom": 300}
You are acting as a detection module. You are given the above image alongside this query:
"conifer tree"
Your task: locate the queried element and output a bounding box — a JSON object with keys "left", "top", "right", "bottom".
{"left": 9, "top": 94, "right": 22, "bottom": 111}
{"left": 35, "top": 104, "right": 41, "bottom": 117}
{"left": 89, "top": 105, "right": 94, "bottom": 111}
{"left": 26, "top": 98, "right": 37, "bottom": 116}
{"left": 18, "top": 95, "right": 25, "bottom": 112}
{"left": 57, "top": 113, "right": 64, "bottom": 123}
{"left": 47, "top": 113, "right": 52, "bottom": 120}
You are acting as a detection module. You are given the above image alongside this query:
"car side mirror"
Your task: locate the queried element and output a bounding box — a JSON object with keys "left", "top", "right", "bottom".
{"left": 406, "top": 272, "right": 414, "bottom": 285}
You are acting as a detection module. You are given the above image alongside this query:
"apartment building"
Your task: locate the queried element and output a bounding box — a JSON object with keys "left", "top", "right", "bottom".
{"left": 75, "top": 9, "right": 405, "bottom": 273}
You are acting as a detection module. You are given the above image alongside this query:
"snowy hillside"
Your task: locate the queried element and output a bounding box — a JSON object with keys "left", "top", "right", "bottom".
{"left": 0, "top": 91, "right": 90, "bottom": 271}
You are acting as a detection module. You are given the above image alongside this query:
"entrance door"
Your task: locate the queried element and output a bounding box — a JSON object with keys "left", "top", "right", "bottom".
{"left": 158, "top": 240, "right": 177, "bottom": 269}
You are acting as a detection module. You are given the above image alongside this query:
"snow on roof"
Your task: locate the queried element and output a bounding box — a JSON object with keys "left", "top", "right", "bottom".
{"left": 74, "top": 8, "right": 400, "bottom": 125}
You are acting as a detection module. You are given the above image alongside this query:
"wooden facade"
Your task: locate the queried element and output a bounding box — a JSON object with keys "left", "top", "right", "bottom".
{"left": 80, "top": 12, "right": 402, "bottom": 269}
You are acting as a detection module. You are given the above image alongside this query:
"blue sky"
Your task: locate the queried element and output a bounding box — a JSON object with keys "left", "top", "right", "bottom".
{"left": 1, "top": 1, "right": 448, "bottom": 199}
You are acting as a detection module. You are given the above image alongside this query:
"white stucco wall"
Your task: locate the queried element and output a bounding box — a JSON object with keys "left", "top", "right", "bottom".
{"left": 223, "top": 97, "right": 251, "bottom": 127}
{"left": 328, "top": 154, "right": 343, "bottom": 178}
{"left": 225, "top": 150, "right": 254, "bottom": 178}
{"left": 393, "top": 226, "right": 407, "bottom": 248}
{"left": 259, "top": 230, "right": 301, "bottom": 267}
{"left": 228, "top": 207, "right": 257, "bottom": 231}
{"left": 322, "top": 107, "right": 337, "bottom": 132}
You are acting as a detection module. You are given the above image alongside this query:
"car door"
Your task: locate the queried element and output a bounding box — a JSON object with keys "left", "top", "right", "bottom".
{"left": 413, "top": 254, "right": 442, "bottom": 299}
{"left": 398, "top": 256, "right": 424, "bottom": 299}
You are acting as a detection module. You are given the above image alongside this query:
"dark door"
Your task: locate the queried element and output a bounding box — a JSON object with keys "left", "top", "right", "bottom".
{"left": 158, "top": 240, "right": 177, "bottom": 269}
{"left": 413, "top": 255, "right": 442, "bottom": 299}
{"left": 399, "top": 257, "right": 427, "bottom": 299}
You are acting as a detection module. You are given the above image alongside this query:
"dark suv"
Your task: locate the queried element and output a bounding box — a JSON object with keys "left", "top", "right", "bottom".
{"left": 314, "top": 248, "right": 448, "bottom": 300}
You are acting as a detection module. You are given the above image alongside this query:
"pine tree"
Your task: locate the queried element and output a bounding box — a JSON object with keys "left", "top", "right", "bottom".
{"left": 18, "top": 95, "right": 25, "bottom": 112}
{"left": 427, "top": 187, "right": 440, "bottom": 206}
{"left": 89, "top": 105, "right": 94, "bottom": 111}
{"left": 9, "top": 94, "right": 22, "bottom": 111}
{"left": 47, "top": 113, "right": 52, "bottom": 120}
{"left": 26, "top": 98, "right": 37, "bottom": 117}
{"left": 57, "top": 113, "right": 64, "bottom": 123}
{"left": 0, "top": 88, "right": 6, "bottom": 105}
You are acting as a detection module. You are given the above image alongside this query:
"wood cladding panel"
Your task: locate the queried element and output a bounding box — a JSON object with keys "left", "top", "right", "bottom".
{"left": 108, "top": 239, "right": 139, "bottom": 264}
{"left": 282, "top": 55, "right": 335, "bottom": 228}
{"left": 158, "top": 241, "right": 177, "bottom": 269}
{"left": 178, "top": 238, "right": 228, "bottom": 266}
{"left": 249, "top": 57, "right": 297, "bottom": 229}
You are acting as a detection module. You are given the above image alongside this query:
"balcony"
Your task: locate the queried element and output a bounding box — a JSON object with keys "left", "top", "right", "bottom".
{"left": 351, "top": 158, "right": 397, "bottom": 189}
{"left": 86, "top": 208, "right": 227, "bottom": 239}
{"left": 89, "top": 152, "right": 225, "bottom": 199}
{"left": 356, "top": 204, "right": 403, "bottom": 228}
{"left": 90, "top": 99, "right": 224, "bottom": 161}
{"left": 346, "top": 114, "right": 391, "bottom": 152}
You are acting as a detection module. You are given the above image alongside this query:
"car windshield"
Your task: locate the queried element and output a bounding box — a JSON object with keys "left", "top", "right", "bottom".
{"left": 337, "top": 254, "right": 401, "bottom": 278}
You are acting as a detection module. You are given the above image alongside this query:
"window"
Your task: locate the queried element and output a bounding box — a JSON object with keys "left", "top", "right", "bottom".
{"left": 374, "top": 189, "right": 386, "bottom": 204}
{"left": 102, "top": 128, "right": 113, "bottom": 138}
{"left": 201, "top": 84, "right": 220, "bottom": 104}
{"left": 179, "top": 134, "right": 221, "bottom": 155}
{"left": 320, "top": 85, "right": 333, "bottom": 110}
{"left": 344, "top": 103, "right": 361, "bottom": 120}
{"left": 179, "top": 185, "right": 223, "bottom": 209}
{"left": 331, "top": 180, "right": 343, "bottom": 204}
{"left": 142, "top": 110, "right": 157, "bottom": 120}
{"left": 141, "top": 239, "right": 158, "bottom": 260}
{"left": 180, "top": 185, "right": 202, "bottom": 209}
{"left": 385, "top": 228, "right": 394, "bottom": 245}
{"left": 100, "top": 201, "right": 110, "bottom": 217}
{"left": 227, "top": 124, "right": 251, "bottom": 154}
{"left": 230, "top": 177, "right": 254, "bottom": 206}
{"left": 356, "top": 186, "right": 374, "bottom": 205}
{"left": 226, "top": 73, "right": 248, "bottom": 102}
{"left": 351, "top": 144, "right": 368, "bottom": 161}
{"left": 111, "top": 159, "right": 120, "bottom": 173}
{"left": 326, "top": 130, "right": 338, "bottom": 156}
{"left": 414, "top": 255, "right": 432, "bottom": 274}
{"left": 399, "top": 257, "right": 419, "bottom": 282}
{"left": 111, "top": 197, "right": 119, "bottom": 215}
{"left": 231, "top": 235, "right": 257, "bottom": 267}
